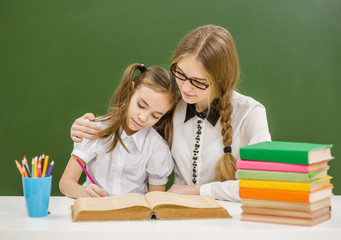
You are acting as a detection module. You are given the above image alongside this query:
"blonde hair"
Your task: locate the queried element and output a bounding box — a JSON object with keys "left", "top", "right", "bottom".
{"left": 171, "top": 25, "right": 239, "bottom": 181}
{"left": 97, "top": 63, "right": 180, "bottom": 152}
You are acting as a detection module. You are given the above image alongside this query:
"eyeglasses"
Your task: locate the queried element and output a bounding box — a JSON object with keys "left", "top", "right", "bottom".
{"left": 170, "top": 64, "right": 209, "bottom": 90}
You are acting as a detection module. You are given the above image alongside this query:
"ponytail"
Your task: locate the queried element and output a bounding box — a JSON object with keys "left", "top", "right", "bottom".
{"left": 97, "top": 63, "right": 146, "bottom": 152}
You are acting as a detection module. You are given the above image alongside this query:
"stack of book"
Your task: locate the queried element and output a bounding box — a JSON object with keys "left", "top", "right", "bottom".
{"left": 238, "top": 141, "right": 334, "bottom": 226}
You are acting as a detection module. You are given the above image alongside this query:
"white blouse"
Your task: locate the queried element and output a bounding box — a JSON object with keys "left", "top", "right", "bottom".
{"left": 72, "top": 122, "right": 174, "bottom": 196}
{"left": 171, "top": 91, "right": 271, "bottom": 201}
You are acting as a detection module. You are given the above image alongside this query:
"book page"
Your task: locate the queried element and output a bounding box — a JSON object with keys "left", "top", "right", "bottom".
{"left": 75, "top": 193, "right": 150, "bottom": 211}
{"left": 145, "top": 192, "right": 222, "bottom": 209}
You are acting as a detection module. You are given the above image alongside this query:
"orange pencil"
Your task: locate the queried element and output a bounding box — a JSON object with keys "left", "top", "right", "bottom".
{"left": 15, "top": 160, "right": 24, "bottom": 176}
{"left": 34, "top": 156, "right": 38, "bottom": 178}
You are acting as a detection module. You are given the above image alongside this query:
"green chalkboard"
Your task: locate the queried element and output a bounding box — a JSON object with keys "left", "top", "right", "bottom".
{"left": 1, "top": 0, "right": 340, "bottom": 196}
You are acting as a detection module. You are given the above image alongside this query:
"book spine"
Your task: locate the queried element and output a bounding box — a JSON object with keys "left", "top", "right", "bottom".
{"left": 236, "top": 170, "right": 309, "bottom": 182}
{"left": 240, "top": 149, "right": 309, "bottom": 164}
{"left": 236, "top": 160, "right": 310, "bottom": 172}
{"left": 239, "top": 188, "right": 310, "bottom": 202}
{"left": 239, "top": 179, "right": 311, "bottom": 191}
{"left": 239, "top": 185, "right": 333, "bottom": 202}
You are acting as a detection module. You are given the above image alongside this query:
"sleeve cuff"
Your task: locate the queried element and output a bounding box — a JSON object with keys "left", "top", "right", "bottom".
{"left": 200, "top": 183, "right": 212, "bottom": 196}
{"left": 148, "top": 177, "right": 168, "bottom": 186}
{"left": 71, "top": 149, "right": 92, "bottom": 163}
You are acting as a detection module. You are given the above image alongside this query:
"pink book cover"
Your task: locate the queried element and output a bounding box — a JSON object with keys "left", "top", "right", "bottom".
{"left": 236, "top": 160, "right": 329, "bottom": 173}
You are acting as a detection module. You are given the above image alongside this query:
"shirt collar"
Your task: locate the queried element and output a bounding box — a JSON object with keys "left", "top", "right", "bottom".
{"left": 121, "top": 127, "right": 150, "bottom": 151}
{"left": 184, "top": 99, "right": 220, "bottom": 126}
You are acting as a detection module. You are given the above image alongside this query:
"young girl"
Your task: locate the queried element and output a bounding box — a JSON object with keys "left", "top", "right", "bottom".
{"left": 59, "top": 63, "right": 180, "bottom": 198}
{"left": 69, "top": 25, "right": 271, "bottom": 201}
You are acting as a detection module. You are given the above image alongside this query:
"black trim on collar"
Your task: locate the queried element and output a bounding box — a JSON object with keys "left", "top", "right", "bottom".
{"left": 184, "top": 99, "right": 220, "bottom": 126}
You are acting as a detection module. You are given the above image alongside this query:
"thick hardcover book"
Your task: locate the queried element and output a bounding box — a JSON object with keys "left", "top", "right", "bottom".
{"left": 242, "top": 205, "right": 330, "bottom": 218}
{"left": 239, "top": 185, "right": 333, "bottom": 202}
{"left": 236, "top": 168, "right": 328, "bottom": 182}
{"left": 239, "top": 176, "right": 332, "bottom": 192}
{"left": 71, "top": 192, "right": 231, "bottom": 221}
{"left": 241, "top": 212, "right": 330, "bottom": 226}
{"left": 239, "top": 141, "right": 333, "bottom": 164}
{"left": 236, "top": 160, "right": 329, "bottom": 173}
{"left": 241, "top": 198, "right": 331, "bottom": 211}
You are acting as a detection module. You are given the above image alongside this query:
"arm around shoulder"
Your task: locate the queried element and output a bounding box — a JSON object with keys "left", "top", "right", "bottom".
{"left": 70, "top": 113, "right": 102, "bottom": 143}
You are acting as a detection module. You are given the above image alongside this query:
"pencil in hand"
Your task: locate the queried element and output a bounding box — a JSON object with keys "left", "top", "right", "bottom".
{"left": 76, "top": 158, "right": 97, "bottom": 185}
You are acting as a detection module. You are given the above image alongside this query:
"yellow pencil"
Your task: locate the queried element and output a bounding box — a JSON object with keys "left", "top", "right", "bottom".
{"left": 42, "top": 155, "right": 49, "bottom": 177}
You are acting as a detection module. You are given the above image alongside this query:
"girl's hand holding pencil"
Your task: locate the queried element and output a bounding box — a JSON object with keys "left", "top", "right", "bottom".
{"left": 76, "top": 158, "right": 108, "bottom": 198}
{"left": 15, "top": 154, "right": 54, "bottom": 178}
{"left": 82, "top": 184, "right": 108, "bottom": 198}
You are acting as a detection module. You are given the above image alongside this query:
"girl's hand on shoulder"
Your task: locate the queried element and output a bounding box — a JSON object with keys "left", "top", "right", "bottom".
{"left": 71, "top": 113, "right": 102, "bottom": 142}
{"left": 81, "top": 184, "right": 108, "bottom": 198}
{"left": 167, "top": 184, "right": 201, "bottom": 195}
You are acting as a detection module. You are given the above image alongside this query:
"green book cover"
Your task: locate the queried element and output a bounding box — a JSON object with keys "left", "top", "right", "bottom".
{"left": 239, "top": 141, "right": 333, "bottom": 164}
{"left": 237, "top": 169, "right": 328, "bottom": 182}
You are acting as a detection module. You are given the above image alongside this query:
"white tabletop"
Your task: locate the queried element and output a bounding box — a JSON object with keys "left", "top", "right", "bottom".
{"left": 0, "top": 196, "right": 340, "bottom": 240}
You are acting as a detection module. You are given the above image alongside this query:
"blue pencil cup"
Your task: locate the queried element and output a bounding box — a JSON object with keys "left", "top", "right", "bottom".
{"left": 22, "top": 176, "right": 52, "bottom": 217}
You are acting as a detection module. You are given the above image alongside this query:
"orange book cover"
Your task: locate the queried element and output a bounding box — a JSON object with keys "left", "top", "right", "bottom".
{"left": 239, "top": 185, "right": 333, "bottom": 202}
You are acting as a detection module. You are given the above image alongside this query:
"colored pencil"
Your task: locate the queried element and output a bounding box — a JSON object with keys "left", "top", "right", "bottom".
{"left": 34, "top": 156, "right": 38, "bottom": 178}
{"left": 37, "top": 157, "right": 42, "bottom": 177}
{"left": 21, "top": 160, "right": 28, "bottom": 177}
{"left": 23, "top": 163, "right": 31, "bottom": 178}
{"left": 76, "top": 158, "right": 96, "bottom": 184}
{"left": 23, "top": 156, "right": 31, "bottom": 176}
{"left": 46, "top": 160, "right": 54, "bottom": 177}
{"left": 15, "top": 160, "right": 24, "bottom": 176}
{"left": 42, "top": 155, "right": 49, "bottom": 177}
{"left": 41, "top": 154, "right": 45, "bottom": 176}
{"left": 16, "top": 154, "right": 54, "bottom": 178}
{"left": 31, "top": 157, "right": 35, "bottom": 178}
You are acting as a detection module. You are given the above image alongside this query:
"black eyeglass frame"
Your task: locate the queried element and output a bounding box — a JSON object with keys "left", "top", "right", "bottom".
{"left": 170, "top": 64, "right": 209, "bottom": 90}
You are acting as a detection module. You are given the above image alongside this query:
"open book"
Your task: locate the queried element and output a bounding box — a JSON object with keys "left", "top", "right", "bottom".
{"left": 72, "top": 191, "right": 231, "bottom": 221}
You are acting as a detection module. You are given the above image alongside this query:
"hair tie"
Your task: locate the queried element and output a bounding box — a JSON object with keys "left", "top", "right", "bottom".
{"left": 224, "top": 146, "right": 232, "bottom": 153}
{"left": 138, "top": 65, "right": 147, "bottom": 73}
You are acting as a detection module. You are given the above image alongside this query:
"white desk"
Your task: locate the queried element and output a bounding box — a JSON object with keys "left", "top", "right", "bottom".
{"left": 0, "top": 196, "right": 340, "bottom": 240}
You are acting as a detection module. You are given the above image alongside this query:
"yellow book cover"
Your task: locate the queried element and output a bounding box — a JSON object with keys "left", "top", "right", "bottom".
{"left": 239, "top": 176, "right": 332, "bottom": 192}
